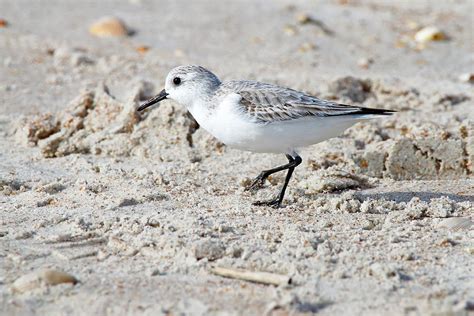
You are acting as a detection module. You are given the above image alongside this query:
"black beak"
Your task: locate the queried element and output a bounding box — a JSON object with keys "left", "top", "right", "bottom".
{"left": 137, "top": 89, "right": 168, "bottom": 111}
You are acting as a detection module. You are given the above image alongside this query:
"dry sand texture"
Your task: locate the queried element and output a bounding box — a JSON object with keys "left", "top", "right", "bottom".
{"left": 1, "top": 0, "right": 473, "bottom": 315}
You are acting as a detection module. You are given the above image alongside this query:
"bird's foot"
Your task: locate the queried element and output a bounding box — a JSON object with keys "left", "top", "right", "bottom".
{"left": 245, "top": 174, "right": 267, "bottom": 192}
{"left": 252, "top": 198, "right": 282, "bottom": 208}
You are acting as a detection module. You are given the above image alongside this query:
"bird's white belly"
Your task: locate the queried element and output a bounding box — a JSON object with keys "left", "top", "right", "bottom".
{"left": 188, "top": 99, "right": 362, "bottom": 154}
{"left": 189, "top": 100, "right": 261, "bottom": 150}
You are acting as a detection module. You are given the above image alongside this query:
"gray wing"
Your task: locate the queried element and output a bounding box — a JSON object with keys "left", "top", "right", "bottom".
{"left": 222, "top": 81, "right": 393, "bottom": 124}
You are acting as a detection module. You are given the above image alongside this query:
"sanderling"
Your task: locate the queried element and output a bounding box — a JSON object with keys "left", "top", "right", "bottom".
{"left": 138, "top": 65, "right": 395, "bottom": 207}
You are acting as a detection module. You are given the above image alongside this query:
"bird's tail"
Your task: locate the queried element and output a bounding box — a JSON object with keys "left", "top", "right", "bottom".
{"left": 356, "top": 106, "right": 396, "bottom": 116}
{"left": 339, "top": 104, "right": 396, "bottom": 120}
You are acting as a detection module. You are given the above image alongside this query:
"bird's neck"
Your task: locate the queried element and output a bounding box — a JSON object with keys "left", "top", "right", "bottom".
{"left": 186, "top": 99, "right": 214, "bottom": 128}
{"left": 186, "top": 85, "right": 219, "bottom": 114}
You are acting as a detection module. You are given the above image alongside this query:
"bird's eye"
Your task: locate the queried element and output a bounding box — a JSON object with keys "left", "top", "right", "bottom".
{"left": 173, "top": 77, "right": 181, "bottom": 85}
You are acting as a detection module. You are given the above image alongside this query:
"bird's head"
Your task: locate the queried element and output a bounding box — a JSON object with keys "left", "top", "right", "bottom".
{"left": 137, "top": 65, "right": 221, "bottom": 111}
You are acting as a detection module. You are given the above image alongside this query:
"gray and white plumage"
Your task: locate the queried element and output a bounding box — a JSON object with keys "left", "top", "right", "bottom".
{"left": 217, "top": 80, "right": 393, "bottom": 124}
{"left": 140, "top": 65, "right": 394, "bottom": 154}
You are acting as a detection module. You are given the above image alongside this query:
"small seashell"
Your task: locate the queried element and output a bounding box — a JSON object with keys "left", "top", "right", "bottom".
{"left": 0, "top": 18, "right": 8, "bottom": 28}
{"left": 414, "top": 26, "right": 446, "bottom": 44}
{"left": 136, "top": 45, "right": 150, "bottom": 54}
{"left": 437, "top": 217, "right": 473, "bottom": 231}
{"left": 12, "top": 269, "right": 78, "bottom": 293}
{"left": 458, "top": 73, "right": 474, "bottom": 84}
{"left": 89, "top": 16, "right": 130, "bottom": 37}
{"left": 357, "top": 57, "right": 373, "bottom": 69}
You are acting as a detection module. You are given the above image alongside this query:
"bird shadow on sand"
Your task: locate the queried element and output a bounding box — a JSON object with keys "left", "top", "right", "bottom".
{"left": 355, "top": 191, "right": 474, "bottom": 203}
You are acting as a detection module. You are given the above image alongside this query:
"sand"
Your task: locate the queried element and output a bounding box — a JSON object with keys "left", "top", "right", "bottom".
{"left": 1, "top": 0, "right": 473, "bottom": 315}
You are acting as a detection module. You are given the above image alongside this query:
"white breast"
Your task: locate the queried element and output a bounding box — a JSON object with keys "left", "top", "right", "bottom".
{"left": 188, "top": 93, "right": 261, "bottom": 150}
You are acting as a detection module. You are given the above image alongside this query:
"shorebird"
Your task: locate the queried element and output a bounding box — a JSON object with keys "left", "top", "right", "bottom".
{"left": 138, "top": 65, "right": 394, "bottom": 207}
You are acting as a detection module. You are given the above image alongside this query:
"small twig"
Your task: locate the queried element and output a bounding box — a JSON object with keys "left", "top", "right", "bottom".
{"left": 211, "top": 266, "right": 291, "bottom": 286}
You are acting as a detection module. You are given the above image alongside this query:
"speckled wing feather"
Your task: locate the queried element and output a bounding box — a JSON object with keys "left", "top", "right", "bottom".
{"left": 220, "top": 80, "right": 394, "bottom": 124}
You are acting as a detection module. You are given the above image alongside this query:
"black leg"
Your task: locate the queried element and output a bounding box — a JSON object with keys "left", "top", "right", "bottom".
{"left": 252, "top": 154, "right": 302, "bottom": 208}
{"left": 246, "top": 154, "right": 296, "bottom": 191}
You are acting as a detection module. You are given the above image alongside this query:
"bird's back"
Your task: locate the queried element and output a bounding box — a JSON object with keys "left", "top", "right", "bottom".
{"left": 215, "top": 80, "right": 395, "bottom": 124}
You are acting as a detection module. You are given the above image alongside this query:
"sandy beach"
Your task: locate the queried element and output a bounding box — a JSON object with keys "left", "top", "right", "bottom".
{"left": 1, "top": 0, "right": 473, "bottom": 315}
